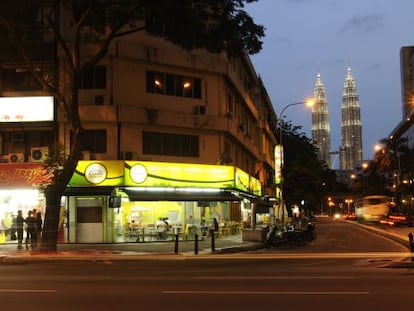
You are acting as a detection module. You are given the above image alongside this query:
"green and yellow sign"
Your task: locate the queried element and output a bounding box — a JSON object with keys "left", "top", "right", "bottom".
{"left": 68, "top": 160, "right": 261, "bottom": 196}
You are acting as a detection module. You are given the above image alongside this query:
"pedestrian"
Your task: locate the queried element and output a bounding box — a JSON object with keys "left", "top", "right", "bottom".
{"left": 25, "top": 211, "right": 37, "bottom": 249}
{"left": 16, "top": 210, "right": 24, "bottom": 250}
{"left": 213, "top": 217, "right": 219, "bottom": 232}
{"left": 36, "top": 212, "right": 43, "bottom": 244}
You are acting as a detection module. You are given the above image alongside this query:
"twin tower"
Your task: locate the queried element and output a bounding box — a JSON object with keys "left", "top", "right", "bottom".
{"left": 311, "top": 66, "right": 363, "bottom": 171}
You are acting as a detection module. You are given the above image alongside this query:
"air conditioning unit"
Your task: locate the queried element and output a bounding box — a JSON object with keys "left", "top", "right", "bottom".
{"left": 31, "top": 147, "right": 49, "bottom": 162}
{"left": 9, "top": 153, "right": 24, "bottom": 163}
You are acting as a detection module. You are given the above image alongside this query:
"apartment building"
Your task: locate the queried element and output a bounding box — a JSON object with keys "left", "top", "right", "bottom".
{"left": 0, "top": 5, "right": 277, "bottom": 243}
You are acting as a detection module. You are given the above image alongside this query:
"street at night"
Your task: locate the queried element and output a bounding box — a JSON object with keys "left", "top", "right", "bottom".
{"left": 0, "top": 217, "right": 413, "bottom": 311}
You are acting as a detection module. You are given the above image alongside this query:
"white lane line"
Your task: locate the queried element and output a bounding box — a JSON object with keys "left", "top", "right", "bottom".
{"left": 0, "top": 289, "right": 55, "bottom": 293}
{"left": 163, "top": 290, "right": 370, "bottom": 295}
{"left": 194, "top": 276, "right": 356, "bottom": 280}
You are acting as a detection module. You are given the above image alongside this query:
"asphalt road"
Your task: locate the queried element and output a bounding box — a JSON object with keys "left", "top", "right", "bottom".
{"left": 0, "top": 217, "right": 413, "bottom": 311}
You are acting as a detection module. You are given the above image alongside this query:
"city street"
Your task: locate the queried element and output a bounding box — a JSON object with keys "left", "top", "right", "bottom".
{"left": 0, "top": 217, "right": 413, "bottom": 311}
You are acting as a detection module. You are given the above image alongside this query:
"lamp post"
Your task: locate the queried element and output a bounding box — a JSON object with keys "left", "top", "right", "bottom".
{"left": 276, "top": 100, "right": 314, "bottom": 225}
{"left": 345, "top": 199, "right": 353, "bottom": 214}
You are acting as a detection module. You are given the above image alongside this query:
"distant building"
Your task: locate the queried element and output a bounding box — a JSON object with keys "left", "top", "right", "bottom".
{"left": 311, "top": 72, "right": 332, "bottom": 168}
{"left": 400, "top": 46, "right": 414, "bottom": 121}
{"left": 339, "top": 66, "right": 363, "bottom": 171}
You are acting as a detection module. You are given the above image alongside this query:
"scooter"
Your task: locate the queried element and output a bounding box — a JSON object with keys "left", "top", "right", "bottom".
{"left": 264, "top": 223, "right": 287, "bottom": 248}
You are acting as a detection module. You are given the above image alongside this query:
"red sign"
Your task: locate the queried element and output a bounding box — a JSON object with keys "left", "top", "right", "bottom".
{"left": 0, "top": 163, "right": 51, "bottom": 187}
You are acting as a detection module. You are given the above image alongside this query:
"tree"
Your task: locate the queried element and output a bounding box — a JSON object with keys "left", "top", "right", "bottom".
{"left": 281, "top": 122, "right": 335, "bottom": 216}
{"left": 0, "top": 0, "right": 264, "bottom": 251}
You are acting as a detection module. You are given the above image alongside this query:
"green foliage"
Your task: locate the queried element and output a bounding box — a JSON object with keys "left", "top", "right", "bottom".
{"left": 281, "top": 121, "right": 336, "bottom": 213}
{"left": 0, "top": 0, "right": 264, "bottom": 58}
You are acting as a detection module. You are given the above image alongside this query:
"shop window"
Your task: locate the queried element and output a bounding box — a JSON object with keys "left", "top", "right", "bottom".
{"left": 77, "top": 206, "right": 102, "bottom": 223}
{"left": 143, "top": 131, "right": 199, "bottom": 157}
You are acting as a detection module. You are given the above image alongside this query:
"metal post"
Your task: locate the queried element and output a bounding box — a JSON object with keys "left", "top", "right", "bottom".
{"left": 174, "top": 234, "right": 179, "bottom": 254}
{"left": 194, "top": 234, "right": 198, "bottom": 255}
{"left": 210, "top": 229, "right": 215, "bottom": 252}
{"left": 408, "top": 232, "right": 413, "bottom": 261}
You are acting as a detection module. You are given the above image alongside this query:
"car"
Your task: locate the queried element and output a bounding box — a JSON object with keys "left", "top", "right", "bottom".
{"left": 343, "top": 213, "right": 357, "bottom": 221}
{"left": 333, "top": 213, "right": 342, "bottom": 220}
{"left": 379, "top": 214, "right": 414, "bottom": 227}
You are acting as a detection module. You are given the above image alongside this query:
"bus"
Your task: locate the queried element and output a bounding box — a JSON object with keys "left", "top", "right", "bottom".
{"left": 355, "top": 195, "right": 389, "bottom": 222}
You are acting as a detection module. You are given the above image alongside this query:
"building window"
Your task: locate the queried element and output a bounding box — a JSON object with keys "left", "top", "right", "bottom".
{"left": 146, "top": 71, "right": 201, "bottom": 99}
{"left": 2, "top": 68, "right": 43, "bottom": 91}
{"left": 71, "top": 129, "right": 107, "bottom": 153}
{"left": 143, "top": 131, "right": 199, "bottom": 157}
{"left": 81, "top": 65, "right": 106, "bottom": 89}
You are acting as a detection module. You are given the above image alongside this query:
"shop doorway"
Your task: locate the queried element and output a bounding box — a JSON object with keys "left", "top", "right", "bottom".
{"left": 76, "top": 199, "right": 104, "bottom": 243}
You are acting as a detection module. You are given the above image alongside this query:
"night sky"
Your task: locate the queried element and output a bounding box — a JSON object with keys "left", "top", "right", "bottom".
{"left": 246, "top": 0, "right": 413, "bottom": 163}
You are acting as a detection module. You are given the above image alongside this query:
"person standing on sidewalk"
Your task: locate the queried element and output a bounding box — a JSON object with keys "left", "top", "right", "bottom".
{"left": 25, "top": 211, "right": 37, "bottom": 249}
{"left": 16, "top": 210, "right": 24, "bottom": 250}
{"left": 35, "top": 211, "right": 43, "bottom": 244}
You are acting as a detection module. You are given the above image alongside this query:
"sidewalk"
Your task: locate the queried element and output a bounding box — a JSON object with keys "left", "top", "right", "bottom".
{"left": 0, "top": 234, "right": 264, "bottom": 263}
{"left": 0, "top": 222, "right": 413, "bottom": 265}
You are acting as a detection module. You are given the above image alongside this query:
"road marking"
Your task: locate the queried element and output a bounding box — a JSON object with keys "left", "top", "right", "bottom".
{"left": 194, "top": 276, "right": 356, "bottom": 280}
{"left": 0, "top": 289, "right": 55, "bottom": 293}
{"left": 183, "top": 252, "right": 411, "bottom": 260}
{"left": 163, "top": 290, "right": 370, "bottom": 295}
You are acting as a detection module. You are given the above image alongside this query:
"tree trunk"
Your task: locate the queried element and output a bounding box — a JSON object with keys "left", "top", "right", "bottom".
{"left": 40, "top": 187, "right": 63, "bottom": 252}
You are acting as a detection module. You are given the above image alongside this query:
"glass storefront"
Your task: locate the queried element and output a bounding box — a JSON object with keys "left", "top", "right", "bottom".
{"left": 112, "top": 200, "right": 236, "bottom": 242}
{"left": 0, "top": 189, "right": 45, "bottom": 243}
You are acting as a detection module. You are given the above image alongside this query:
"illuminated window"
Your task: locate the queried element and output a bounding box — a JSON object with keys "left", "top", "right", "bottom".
{"left": 146, "top": 71, "right": 201, "bottom": 99}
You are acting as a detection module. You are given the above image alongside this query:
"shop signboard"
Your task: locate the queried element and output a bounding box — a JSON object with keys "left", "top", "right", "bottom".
{"left": 68, "top": 160, "right": 262, "bottom": 196}
{"left": 124, "top": 161, "right": 235, "bottom": 189}
{"left": 0, "top": 163, "right": 51, "bottom": 187}
{"left": 68, "top": 161, "right": 124, "bottom": 186}
{"left": 0, "top": 96, "right": 54, "bottom": 122}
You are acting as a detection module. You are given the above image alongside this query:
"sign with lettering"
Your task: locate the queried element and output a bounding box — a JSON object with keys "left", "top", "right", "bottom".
{"left": 0, "top": 164, "right": 51, "bottom": 187}
{"left": 0, "top": 96, "right": 54, "bottom": 122}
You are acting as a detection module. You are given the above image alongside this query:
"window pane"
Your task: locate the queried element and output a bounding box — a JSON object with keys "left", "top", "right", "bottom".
{"left": 174, "top": 76, "right": 183, "bottom": 97}
{"left": 165, "top": 74, "right": 174, "bottom": 95}
{"left": 194, "top": 79, "right": 201, "bottom": 99}
{"left": 95, "top": 66, "right": 106, "bottom": 88}
{"left": 143, "top": 132, "right": 199, "bottom": 157}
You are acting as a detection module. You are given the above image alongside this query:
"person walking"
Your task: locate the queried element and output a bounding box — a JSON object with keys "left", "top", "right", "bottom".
{"left": 25, "top": 211, "right": 37, "bottom": 249}
{"left": 16, "top": 210, "right": 24, "bottom": 250}
{"left": 35, "top": 212, "right": 43, "bottom": 245}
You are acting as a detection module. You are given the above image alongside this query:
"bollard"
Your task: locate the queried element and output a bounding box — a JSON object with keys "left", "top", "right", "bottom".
{"left": 194, "top": 234, "right": 198, "bottom": 255}
{"left": 174, "top": 234, "right": 179, "bottom": 254}
{"left": 210, "top": 229, "right": 215, "bottom": 252}
{"left": 409, "top": 232, "right": 414, "bottom": 261}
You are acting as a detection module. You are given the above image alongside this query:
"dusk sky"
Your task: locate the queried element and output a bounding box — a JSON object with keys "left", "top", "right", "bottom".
{"left": 246, "top": 0, "right": 414, "bottom": 166}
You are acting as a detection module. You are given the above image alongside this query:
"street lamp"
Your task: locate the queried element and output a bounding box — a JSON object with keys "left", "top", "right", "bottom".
{"left": 275, "top": 99, "right": 314, "bottom": 225}
{"left": 345, "top": 199, "right": 353, "bottom": 214}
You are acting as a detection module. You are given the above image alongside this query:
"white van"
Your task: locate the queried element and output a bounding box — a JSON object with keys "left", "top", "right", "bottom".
{"left": 355, "top": 195, "right": 389, "bottom": 222}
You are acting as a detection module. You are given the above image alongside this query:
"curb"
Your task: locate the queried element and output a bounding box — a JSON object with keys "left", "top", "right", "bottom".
{"left": 341, "top": 220, "right": 414, "bottom": 268}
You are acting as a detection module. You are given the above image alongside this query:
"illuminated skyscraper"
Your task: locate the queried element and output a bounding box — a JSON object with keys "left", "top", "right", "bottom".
{"left": 340, "top": 66, "right": 363, "bottom": 170}
{"left": 311, "top": 72, "right": 331, "bottom": 167}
